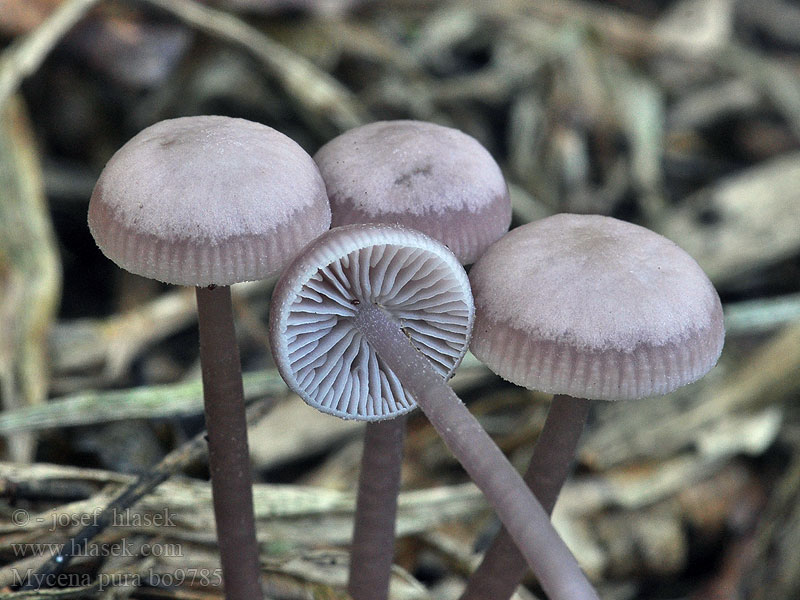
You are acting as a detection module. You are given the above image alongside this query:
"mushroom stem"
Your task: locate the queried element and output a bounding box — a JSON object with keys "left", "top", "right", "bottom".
{"left": 348, "top": 417, "right": 407, "bottom": 600}
{"left": 196, "top": 285, "right": 263, "bottom": 600}
{"left": 353, "top": 303, "right": 599, "bottom": 600}
{"left": 459, "top": 395, "right": 591, "bottom": 600}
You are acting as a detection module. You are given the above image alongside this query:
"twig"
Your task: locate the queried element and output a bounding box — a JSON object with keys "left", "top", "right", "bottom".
{"left": 0, "top": 353, "right": 485, "bottom": 433}
{"left": 137, "top": 0, "right": 368, "bottom": 133}
{"left": 0, "top": 0, "right": 102, "bottom": 112}
{"left": 21, "top": 398, "right": 274, "bottom": 590}
{"left": 582, "top": 320, "right": 800, "bottom": 469}
{"left": 718, "top": 43, "right": 800, "bottom": 142}
{"left": 725, "top": 293, "right": 800, "bottom": 335}
{"left": 746, "top": 451, "right": 800, "bottom": 599}
{"left": 0, "top": 584, "right": 102, "bottom": 599}
{"left": 0, "top": 94, "right": 61, "bottom": 462}
{"left": 0, "top": 477, "right": 94, "bottom": 503}
{"left": 0, "top": 370, "right": 286, "bottom": 433}
{"left": 50, "top": 281, "right": 271, "bottom": 381}
{"left": 0, "top": 462, "right": 485, "bottom": 523}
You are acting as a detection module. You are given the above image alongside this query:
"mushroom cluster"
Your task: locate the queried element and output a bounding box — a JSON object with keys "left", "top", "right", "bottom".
{"left": 269, "top": 223, "right": 598, "bottom": 600}
{"left": 88, "top": 114, "right": 724, "bottom": 600}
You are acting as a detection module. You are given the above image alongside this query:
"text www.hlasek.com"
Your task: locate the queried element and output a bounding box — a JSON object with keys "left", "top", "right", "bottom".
{"left": 12, "top": 538, "right": 183, "bottom": 559}
{"left": 14, "top": 568, "right": 223, "bottom": 591}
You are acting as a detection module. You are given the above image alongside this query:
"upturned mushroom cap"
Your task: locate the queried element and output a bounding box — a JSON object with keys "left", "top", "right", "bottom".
{"left": 89, "top": 115, "right": 331, "bottom": 287}
{"left": 469, "top": 214, "right": 725, "bottom": 400}
{"left": 270, "top": 224, "right": 474, "bottom": 420}
{"left": 314, "top": 120, "right": 511, "bottom": 265}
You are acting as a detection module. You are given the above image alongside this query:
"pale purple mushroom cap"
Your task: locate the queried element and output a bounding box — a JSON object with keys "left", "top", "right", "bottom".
{"left": 270, "top": 224, "right": 474, "bottom": 421}
{"left": 314, "top": 120, "right": 511, "bottom": 265}
{"left": 469, "top": 214, "right": 725, "bottom": 400}
{"left": 88, "top": 116, "right": 331, "bottom": 287}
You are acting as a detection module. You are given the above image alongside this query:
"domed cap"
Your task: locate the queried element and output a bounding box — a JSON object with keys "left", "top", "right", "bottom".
{"left": 89, "top": 116, "right": 331, "bottom": 287}
{"left": 270, "top": 224, "right": 474, "bottom": 421}
{"left": 469, "top": 214, "right": 725, "bottom": 400}
{"left": 314, "top": 120, "right": 511, "bottom": 265}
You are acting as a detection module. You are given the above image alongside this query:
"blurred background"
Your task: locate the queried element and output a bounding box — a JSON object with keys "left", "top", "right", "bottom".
{"left": 1, "top": 0, "right": 800, "bottom": 598}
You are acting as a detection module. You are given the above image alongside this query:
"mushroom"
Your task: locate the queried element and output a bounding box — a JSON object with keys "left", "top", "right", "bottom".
{"left": 315, "top": 119, "right": 511, "bottom": 264}
{"left": 88, "top": 115, "right": 331, "bottom": 600}
{"left": 461, "top": 213, "right": 725, "bottom": 600}
{"left": 270, "top": 223, "right": 599, "bottom": 600}
{"left": 313, "top": 120, "right": 511, "bottom": 600}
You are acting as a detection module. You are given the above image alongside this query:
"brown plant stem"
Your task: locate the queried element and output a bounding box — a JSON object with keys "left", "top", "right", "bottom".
{"left": 348, "top": 416, "right": 407, "bottom": 600}
{"left": 353, "top": 303, "right": 599, "bottom": 600}
{"left": 460, "top": 395, "right": 591, "bottom": 600}
{"left": 196, "top": 285, "right": 263, "bottom": 600}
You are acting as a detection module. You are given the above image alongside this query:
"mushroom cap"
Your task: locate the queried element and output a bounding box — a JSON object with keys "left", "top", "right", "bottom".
{"left": 469, "top": 214, "right": 725, "bottom": 400}
{"left": 270, "top": 224, "right": 474, "bottom": 421}
{"left": 314, "top": 120, "right": 511, "bottom": 265}
{"left": 88, "top": 115, "right": 331, "bottom": 286}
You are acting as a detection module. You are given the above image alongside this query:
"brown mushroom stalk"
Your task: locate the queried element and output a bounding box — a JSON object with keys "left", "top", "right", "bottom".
{"left": 348, "top": 417, "right": 407, "bottom": 600}
{"left": 88, "top": 115, "right": 332, "bottom": 600}
{"left": 461, "top": 213, "right": 725, "bottom": 600}
{"left": 196, "top": 285, "right": 261, "bottom": 600}
{"left": 351, "top": 303, "right": 599, "bottom": 600}
{"left": 459, "top": 395, "right": 590, "bottom": 600}
{"left": 314, "top": 119, "right": 512, "bottom": 600}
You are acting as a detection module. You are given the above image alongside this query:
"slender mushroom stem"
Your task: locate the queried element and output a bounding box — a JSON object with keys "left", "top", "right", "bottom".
{"left": 196, "top": 285, "right": 263, "bottom": 600}
{"left": 460, "top": 395, "right": 591, "bottom": 600}
{"left": 353, "top": 303, "right": 599, "bottom": 600}
{"left": 348, "top": 416, "right": 407, "bottom": 600}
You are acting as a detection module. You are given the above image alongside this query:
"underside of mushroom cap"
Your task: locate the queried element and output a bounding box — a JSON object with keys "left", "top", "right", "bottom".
{"left": 314, "top": 120, "right": 511, "bottom": 265}
{"left": 469, "top": 214, "right": 725, "bottom": 400}
{"left": 270, "top": 224, "right": 474, "bottom": 420}
{"left": 89, "top": 116, "right": 331, "bottom": 286}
